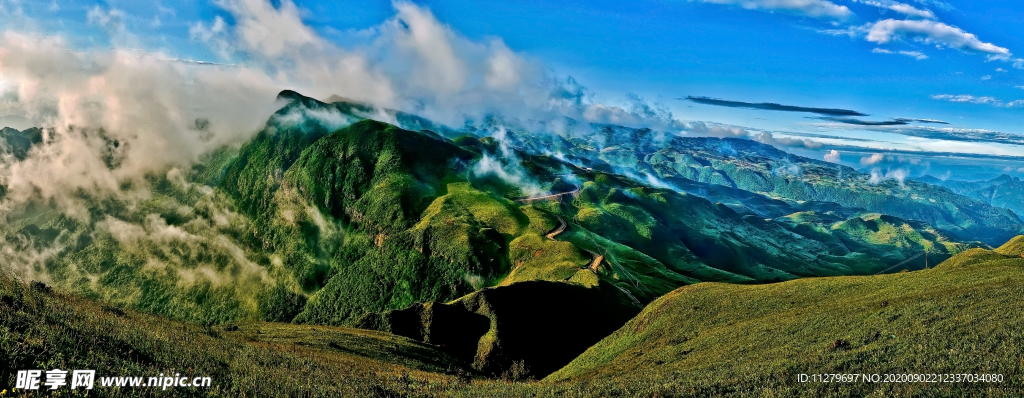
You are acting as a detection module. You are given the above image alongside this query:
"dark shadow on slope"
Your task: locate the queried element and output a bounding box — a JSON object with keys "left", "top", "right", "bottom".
{"left": 355, "top": 280, "right": 639, "bottom": 379}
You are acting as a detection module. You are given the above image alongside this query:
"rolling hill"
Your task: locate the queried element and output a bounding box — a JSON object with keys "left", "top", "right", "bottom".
{"left": 546, "top": 237, "right": 1024, "bottom": 397}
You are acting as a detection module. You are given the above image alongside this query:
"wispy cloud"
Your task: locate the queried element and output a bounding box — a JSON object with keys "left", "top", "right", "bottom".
{"left": 815, "top": 121, "right": 1024, "bottom": 147}
{"left": 908, "top": 0, "right": 953, "bottom": 11}
{"left": 866, "top": 19, "right": 1011, "bottom": 57}
{"left": 931, "top": 94, "right": 1024, "bottom": 107}
{"left": 852, "top": 0, "right": 935, "bottom": 19}
{"left": 693, "top": 0, "right": 853, "bottom": 19}
{"left": 872, "top": 47, "right": 928, "bottom": 60}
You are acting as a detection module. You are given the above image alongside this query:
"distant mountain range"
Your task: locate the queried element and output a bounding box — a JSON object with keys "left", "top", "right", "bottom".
{"left": 915, "top": 174, "right": 1024, "bottom": 219}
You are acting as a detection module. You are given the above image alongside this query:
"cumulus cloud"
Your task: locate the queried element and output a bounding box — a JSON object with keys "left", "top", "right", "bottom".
{"left": 694, "top": 0, "right": 853, "bottom": 19}
{"left": 861, "top": 153, "right": 887, "bottom": 166}
{"left": 824, "top": 149, "right": 841, "bottom": 163}
{"left": 866, "top": 19, "right": 1011, "bottom": 56}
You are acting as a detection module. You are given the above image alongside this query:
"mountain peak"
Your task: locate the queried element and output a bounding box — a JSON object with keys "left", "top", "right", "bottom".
{"left": 276, "top": 89, "right": 307, "bottom": 102}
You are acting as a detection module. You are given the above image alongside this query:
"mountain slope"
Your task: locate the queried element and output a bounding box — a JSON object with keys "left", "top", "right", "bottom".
{"left": 5, "top": 237, "right": 1021, "bottom": 397}
{"left": 0, "top": 271, "right": 471, "bottom": 397}
{"left": 546, "top": 237, "right": 1024, "bottom": 396}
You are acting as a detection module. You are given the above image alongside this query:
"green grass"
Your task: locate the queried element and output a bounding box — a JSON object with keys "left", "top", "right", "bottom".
{"left": 0, "top": 271, "right": 475, "bottom": 397}
{"left": 545, "top": 241, "right": 1024, "bottom": 397}
{"left": 4, "top": 237, "right": 1024, "bottom": 397}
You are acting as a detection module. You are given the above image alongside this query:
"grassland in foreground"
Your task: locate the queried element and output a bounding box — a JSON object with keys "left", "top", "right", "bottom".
{"left": 3, "top": 238, "right": 1024, "bottom": 397}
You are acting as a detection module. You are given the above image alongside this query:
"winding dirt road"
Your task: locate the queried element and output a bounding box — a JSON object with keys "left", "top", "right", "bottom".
{"left": 543, "top": 216, "right": 603, "bottom": 273}
{"left": 545, "top": 217, "right": 568, "bottom": 240}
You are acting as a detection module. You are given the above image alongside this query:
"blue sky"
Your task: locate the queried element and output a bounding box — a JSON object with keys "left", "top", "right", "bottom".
{"left": 2, "top": 0, "right": 1023, "bottom": 177}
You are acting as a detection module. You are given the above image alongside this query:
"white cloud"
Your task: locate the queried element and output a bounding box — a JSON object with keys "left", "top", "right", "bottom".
{"left": 683, "top": 122, "right": 824, "bottom": 149}
{"left": 853, "top": 0, "right": 935, "bottom": 19}
{"left": 898, "top": 50, "right": 928, "bottom": 60}
{"left": 0, "top": 34, "right": 285, "bottom": 217}
{"left": 0, "top": 0, "right": 720, "bottom": 218}
{"left": 824, "top": 149, "right": 841, "bottom": 163}
{"left": 86, "top": 5, "right": 126, "bottom": 33}
{"left": 867, "top": 168, "right": 909, "bottom": 185}
{"left": 861, "top": 153, "right": 886, "bottom": 166}
{"left": 866, "top": 19, "right": 1010, "bottom": 57}
{"left": 929, "top": 94, "right": 1024, "bottom": 107}
{"left": 930, "top": 94, "right": 998, "bottom": 104}
{"left": 695, "top": 0, "right": 853, "bottom": 19}
{"left": 981, "top": 75, "right": 992, "bottom": 81}
{"left": 873, "top": 47, "right": 928, "bottom": 60}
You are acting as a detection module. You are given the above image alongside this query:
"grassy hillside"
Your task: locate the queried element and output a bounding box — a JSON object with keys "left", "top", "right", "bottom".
{"left": 0, "top": 270, "right": 475, "bottom": 397}
{"left": 546, "top": 238, "right": 1024, "bottom": 397}
{"left": 4, "top": 238, "right": 1022, "bottom": 397}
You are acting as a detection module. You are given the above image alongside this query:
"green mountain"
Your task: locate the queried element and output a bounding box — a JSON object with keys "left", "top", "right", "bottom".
{"left": 0, "top": 90, "right": 1006, "bottom": 384}
{"left": 0, "top": 91, "right": 970, "bottom": 323}
{"left": 0, "top": 126, "right": 43, "bottom": 161}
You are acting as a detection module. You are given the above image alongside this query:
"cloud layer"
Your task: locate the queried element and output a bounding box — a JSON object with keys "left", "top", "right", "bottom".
{"left": 695, "top": 0, "right": 852, "bottom": 19}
